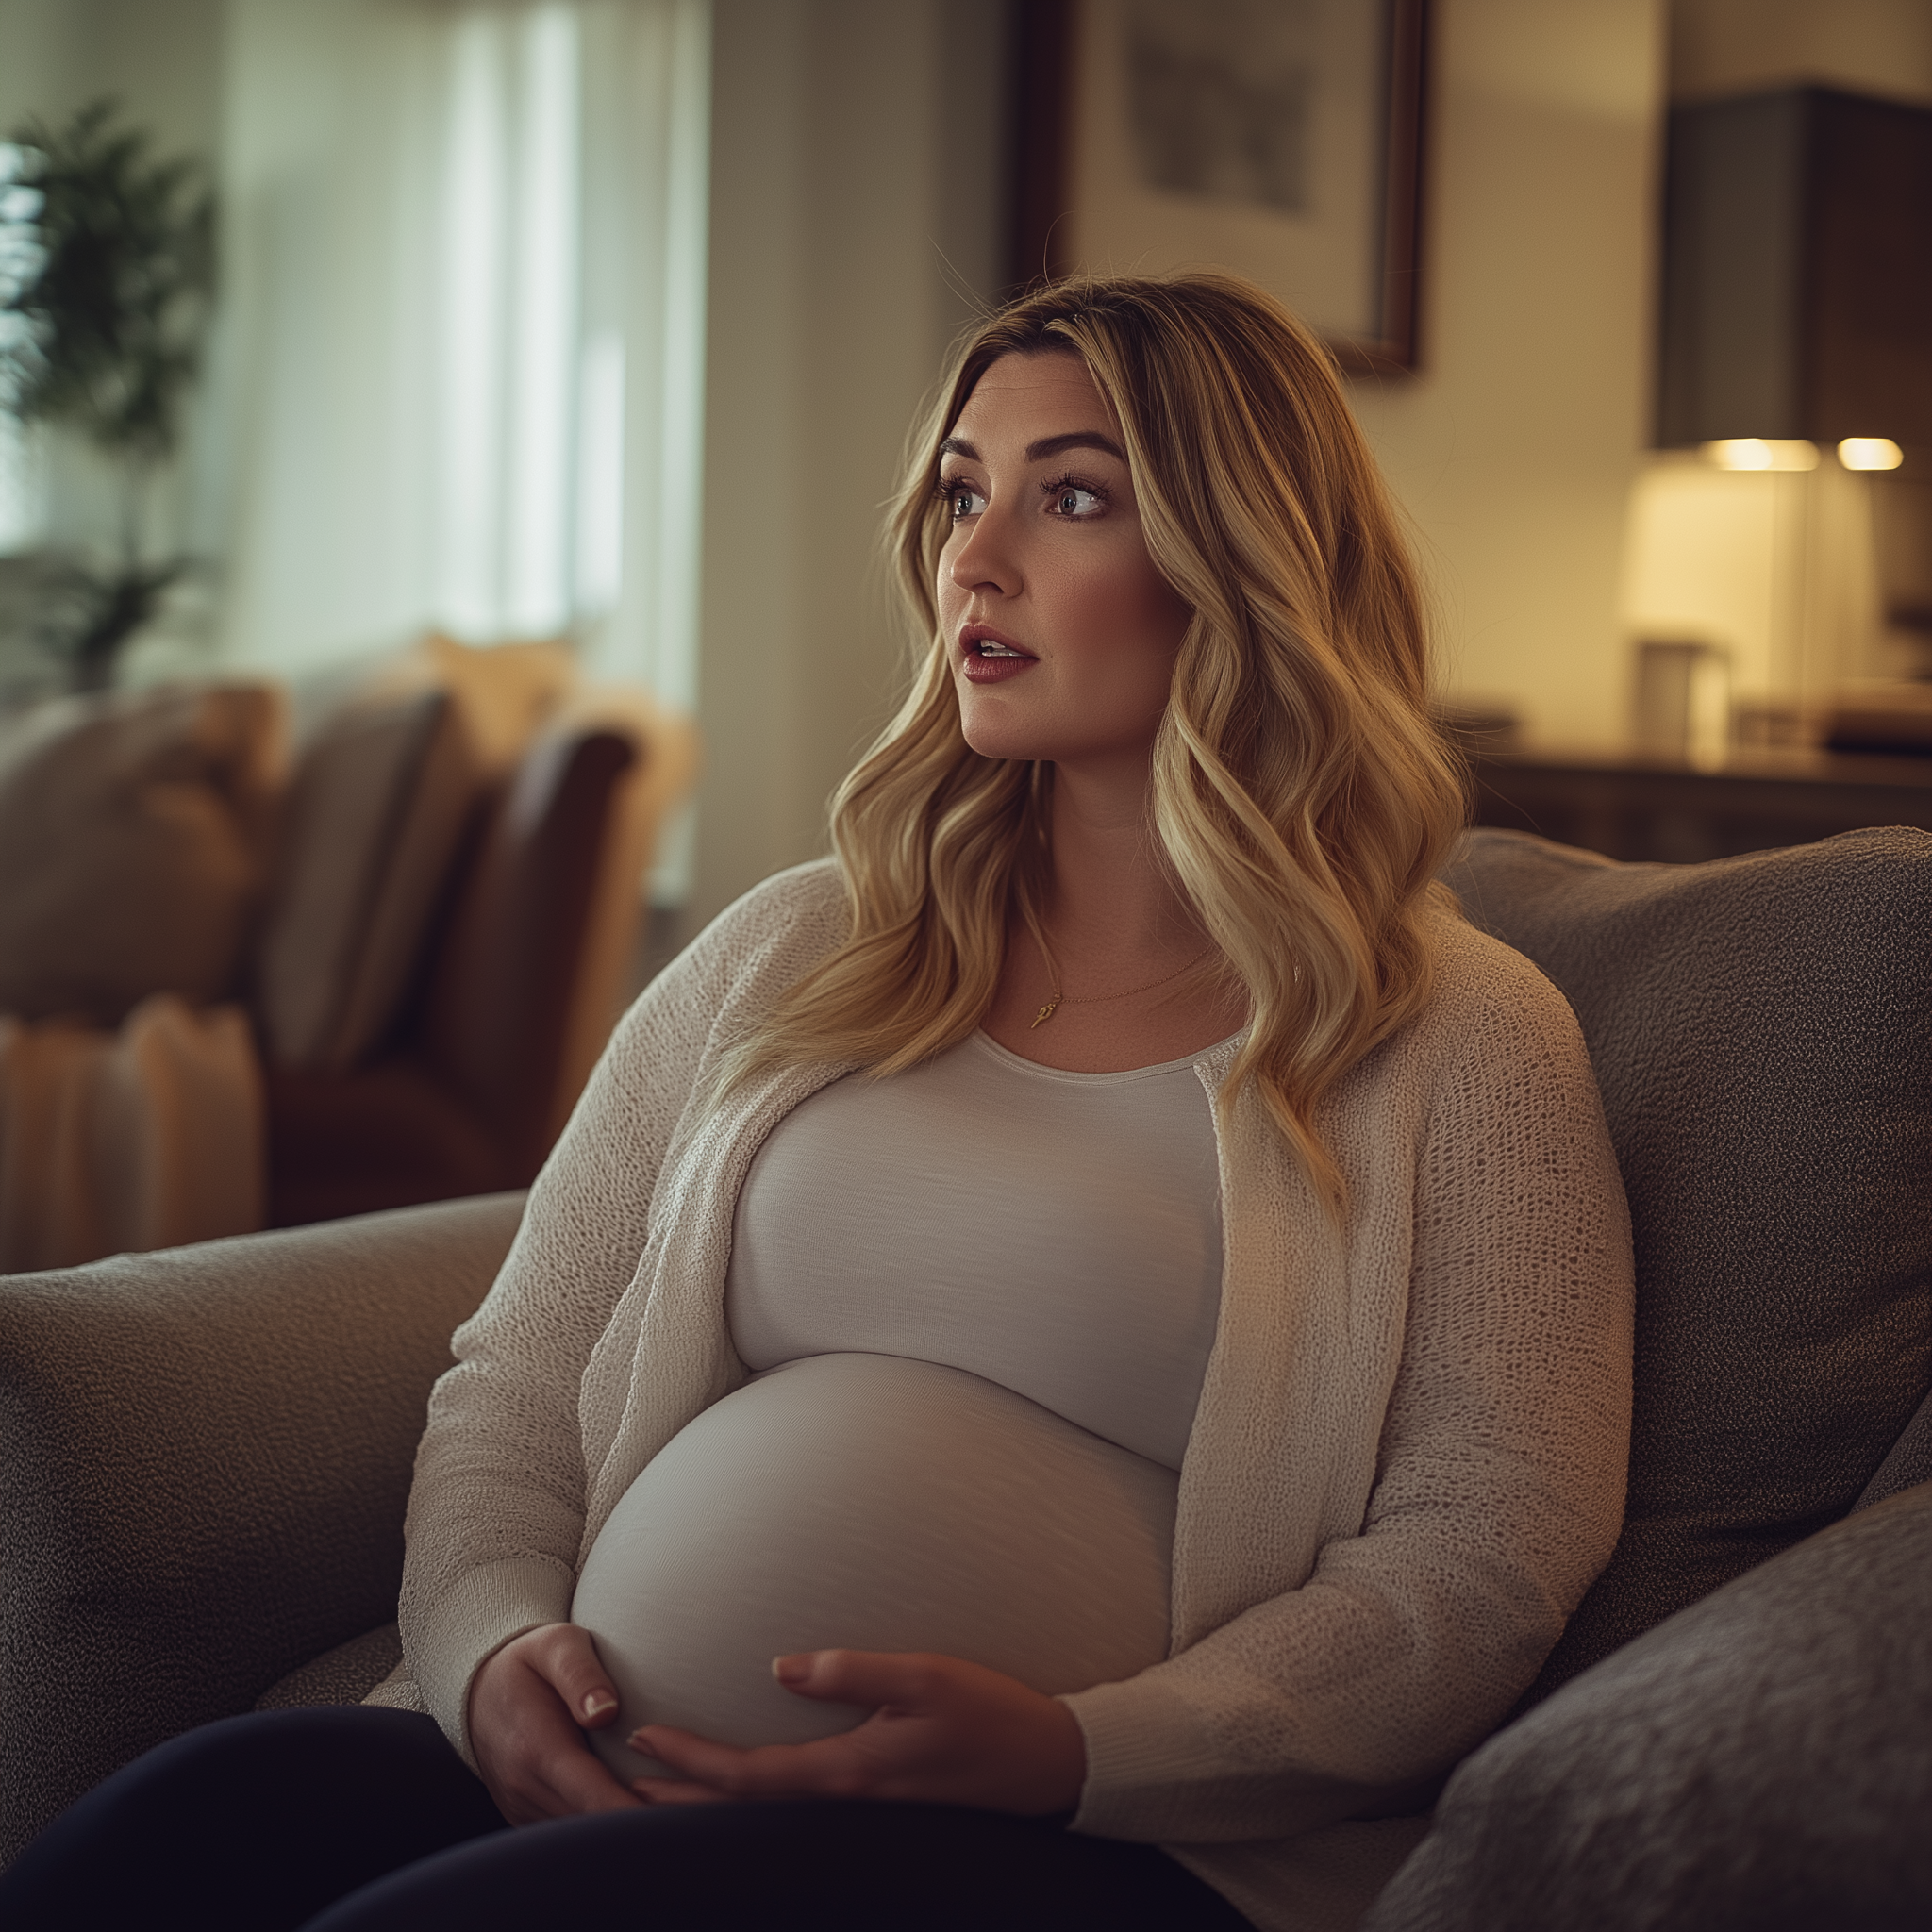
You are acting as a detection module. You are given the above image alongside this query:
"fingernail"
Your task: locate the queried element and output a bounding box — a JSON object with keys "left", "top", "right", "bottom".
{"left": 772, "top": 1654, "right": 810, "bottom": 1685}
{"left": 583, "top": 1692, "right": 617, "bottom": 1721}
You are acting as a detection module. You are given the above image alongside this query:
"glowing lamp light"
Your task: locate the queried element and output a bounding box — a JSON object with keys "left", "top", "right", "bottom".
{"left": 1837, "top": 437, "right": 1904, "bottom": 471}
{"left": 1700, "top": 438, "right": 1821, "bottom": 472}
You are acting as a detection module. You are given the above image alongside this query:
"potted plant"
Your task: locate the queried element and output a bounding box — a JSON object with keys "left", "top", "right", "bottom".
{"left": 0, "top": 99, "right": 215, "bottom": 692}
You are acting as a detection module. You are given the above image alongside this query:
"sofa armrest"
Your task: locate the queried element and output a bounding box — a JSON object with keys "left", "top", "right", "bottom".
{"left": 0, "top": 1191, "right": 524, "bottom": 1867}
{"left": 1361, "top": 1480, "right": 1932, "bottom": 1931}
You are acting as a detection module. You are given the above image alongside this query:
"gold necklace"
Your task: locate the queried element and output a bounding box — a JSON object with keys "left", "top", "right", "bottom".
{"left": 1030, "top": 940, "right": 1215, "bottom": 1028}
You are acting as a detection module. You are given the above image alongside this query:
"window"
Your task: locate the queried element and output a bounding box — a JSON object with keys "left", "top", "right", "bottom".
{"left": 220, "top": 0, "right": 709, "bottom": 709}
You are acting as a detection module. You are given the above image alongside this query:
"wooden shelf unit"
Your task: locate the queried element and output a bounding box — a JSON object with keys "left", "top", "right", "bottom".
{"left": 1466, "top": 743, "right": 1932, "bottom": 864}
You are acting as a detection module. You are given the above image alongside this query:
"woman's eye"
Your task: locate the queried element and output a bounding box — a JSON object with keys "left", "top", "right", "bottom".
{"left": 1049, "top": 484, "right": 1103, "bottom": 518}
{"left": 943, "top": 482, "right": 986, "bottom": 520}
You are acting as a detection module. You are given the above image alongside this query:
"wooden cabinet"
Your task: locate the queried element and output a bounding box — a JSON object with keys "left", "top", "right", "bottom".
{"left": 1660, "top": 86, "right": 1932, "bottom": 447}
{"left": 1467, "top": 744, "right": 1932, "bottom": 863}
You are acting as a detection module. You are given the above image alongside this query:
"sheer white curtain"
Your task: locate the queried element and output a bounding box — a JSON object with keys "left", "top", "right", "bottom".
{"left": 216, "top": 0, "right": 709, "bottom": 706}
{"left": 436, "top": 4, "right": 584, "bottom": 642}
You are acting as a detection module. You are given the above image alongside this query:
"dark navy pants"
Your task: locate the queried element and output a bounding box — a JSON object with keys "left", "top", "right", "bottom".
{"left": 0, "top": 1706, "right": 1254, "bottom": 1930}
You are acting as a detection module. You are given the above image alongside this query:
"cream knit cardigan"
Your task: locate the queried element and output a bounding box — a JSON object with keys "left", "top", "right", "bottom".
{"left": 379, "top": 861, "right": 1634, "bottom": 1932}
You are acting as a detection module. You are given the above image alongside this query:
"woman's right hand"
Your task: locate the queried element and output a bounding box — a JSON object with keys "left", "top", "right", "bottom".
{"left": 467, "top": 1623, "right": 643, "bottom": 1824}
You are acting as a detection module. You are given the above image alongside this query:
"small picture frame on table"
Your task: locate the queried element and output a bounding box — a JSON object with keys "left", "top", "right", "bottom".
{"left": 1011, "top": 0, "right": 1428, "bottom": 375}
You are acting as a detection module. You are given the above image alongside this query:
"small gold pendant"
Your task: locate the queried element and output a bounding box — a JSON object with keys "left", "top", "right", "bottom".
{"left": 1031, "top": 994, "right": 1061, "bottom": 1028}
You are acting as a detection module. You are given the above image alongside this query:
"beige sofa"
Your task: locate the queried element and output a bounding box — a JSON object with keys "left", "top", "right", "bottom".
{"left": 3, "top": 826, "right": 1929, "bottom": 1924}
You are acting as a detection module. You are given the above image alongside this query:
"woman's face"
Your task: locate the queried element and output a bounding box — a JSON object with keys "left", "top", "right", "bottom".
{"left": 936, "top": 353, "right": 1193, "bottom": 772}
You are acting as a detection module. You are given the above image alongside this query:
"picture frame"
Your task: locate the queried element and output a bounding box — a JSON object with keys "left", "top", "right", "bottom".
{"left": 1010, "top": 0, "right": 1428, "bottom": 375}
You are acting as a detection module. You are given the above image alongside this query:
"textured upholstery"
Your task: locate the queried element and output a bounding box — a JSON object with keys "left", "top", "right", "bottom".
{"left": 1361, "top": 1479, "right": 1932, "bottom": 1932}
{"left": 255, "top": 1624, "right": 404, "bottom": 1712}
{"left": 1857, "top": 1384, "right": 1932, "bottom": 1509}
{"left": 0, "top": 1192, "right": 522, "bottom": 1867}
{"left": 1446, "top": 827, "right": 1932, "bottom": 1696}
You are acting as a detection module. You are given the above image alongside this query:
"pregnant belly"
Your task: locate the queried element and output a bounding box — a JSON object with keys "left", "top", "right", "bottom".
{"left": 570, "top": 1351, "right": 1177, "bottom": 1781}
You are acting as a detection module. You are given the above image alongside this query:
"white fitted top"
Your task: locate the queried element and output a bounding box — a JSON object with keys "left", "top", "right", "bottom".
{"left": 570, "top": 1032, "right": 1227, "bottom": 1779}
{"left": 725, "top": 1030, "right": 1226, "bottom": 1469}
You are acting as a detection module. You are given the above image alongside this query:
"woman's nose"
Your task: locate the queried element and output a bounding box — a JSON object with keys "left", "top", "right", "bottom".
{"left": 947, "top": 505, "right": 1021, "bottom": 599}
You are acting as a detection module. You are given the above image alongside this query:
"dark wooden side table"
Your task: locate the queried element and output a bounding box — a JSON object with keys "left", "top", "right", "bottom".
{"left": 1466, "top": 743, "right": 1932, "bottom": 863}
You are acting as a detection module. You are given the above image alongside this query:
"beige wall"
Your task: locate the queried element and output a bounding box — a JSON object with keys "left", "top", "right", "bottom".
{"left": 1348, "top": 0, "right": 1667, "bottom": 747}
{"left": 690, "top": 0, "right": 1674, "bottom": 918}
{"left": 50, "top": 2, "right": 1905, "bottom": 909}
{"left": 689, "top": 0, "right": 1007, "bottom": 924}
{"left": 0, "top": 0, "right": 223, "bottom": 158}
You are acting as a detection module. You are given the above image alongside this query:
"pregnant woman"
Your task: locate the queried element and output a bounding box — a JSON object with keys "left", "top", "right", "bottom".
{"left": 0, "top": 273, "right": 1633, "bottom": 1932}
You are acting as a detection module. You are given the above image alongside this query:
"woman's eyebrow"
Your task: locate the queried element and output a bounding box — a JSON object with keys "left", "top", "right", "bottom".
{"left": 1025, "top": 430, "right": 1126, "bottom": 462}
{"left": 936, "top": 431, "right": 1126, "bottom": 463}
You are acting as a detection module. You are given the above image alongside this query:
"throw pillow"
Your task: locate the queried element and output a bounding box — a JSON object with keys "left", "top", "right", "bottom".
{"left": 420, "top": 629, "right": 576, "bottom": 776}
{"left": 1445, "top": 826, "right": 1932, "bottom": 1696}
{"left": 1360, "top": 1481, "right": 1932, "bottom": 1931}
{"left": 255, "top": 687, "right": 476, "bottom": 1071}
{"left": 257, "top": 636, "right": 583, "bottom": 1074}
{"left": 0, "top": 684, "right": 284, "bottom": 1025}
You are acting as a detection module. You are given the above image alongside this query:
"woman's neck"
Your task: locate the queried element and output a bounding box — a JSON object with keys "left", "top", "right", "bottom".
{"left": 978, "top": 757, "right": 1243, "bottom": 1072}
{"left": 1041, "top": 758, "right": 1202, "bottom": 966}
{"left": 979, "top": 756, "right": 1245, "bottom": 1071}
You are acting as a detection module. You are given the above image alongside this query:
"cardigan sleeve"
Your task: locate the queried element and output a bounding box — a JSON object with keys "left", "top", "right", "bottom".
{"left": 394, "top": 891, "right": 772, "bottom": 1763}
{"left": 1061, "top": 963, "right": 1636, "bottom": 1843}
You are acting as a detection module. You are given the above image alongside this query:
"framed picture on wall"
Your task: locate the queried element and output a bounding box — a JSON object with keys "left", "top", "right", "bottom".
{"left": 1012, "top": 0, "right": 1428, "bottom": 375}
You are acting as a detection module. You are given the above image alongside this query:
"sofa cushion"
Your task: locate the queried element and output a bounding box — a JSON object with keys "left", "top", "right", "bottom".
{"left": 0, "top": 684, "right": 283, "bottom": 1024}
{"left": 1446, "top": 827, "right": 1932, "bottom": 1694}
{"left": 1360, "top": 1480, "right": 1932, "bottom": 1931}
{"left": 254, "top": 1624, "right": 403, "bottom": 1712}
{"left": 257, "top": 638, "right": 584, "bottom": 1074}
{"left": 255, "top": 688, "right": 476, "bottom": 1071}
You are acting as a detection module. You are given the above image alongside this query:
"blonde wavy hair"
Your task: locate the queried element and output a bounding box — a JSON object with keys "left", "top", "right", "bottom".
{"left": 729, "top": 271, "right": 1466, "bottom": 1206}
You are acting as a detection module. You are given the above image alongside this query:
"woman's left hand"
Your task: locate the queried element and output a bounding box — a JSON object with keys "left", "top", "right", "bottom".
{"left": 629, "top": 1651, "right": 1087, "bottom": 1816}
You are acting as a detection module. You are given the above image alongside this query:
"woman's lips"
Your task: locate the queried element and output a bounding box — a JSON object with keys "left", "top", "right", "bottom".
{"left": 960, "top": 633, "right": 1038, "bottom": 684}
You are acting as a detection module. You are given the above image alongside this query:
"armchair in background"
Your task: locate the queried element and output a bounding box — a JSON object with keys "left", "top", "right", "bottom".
{"left": 0, "top": 637, "right": 698, "bottom": 1264}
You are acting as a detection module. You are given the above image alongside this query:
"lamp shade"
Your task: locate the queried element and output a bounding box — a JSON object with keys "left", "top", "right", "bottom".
{"left": 1658, "top": 86, "right": 1932, "bottom": 449}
